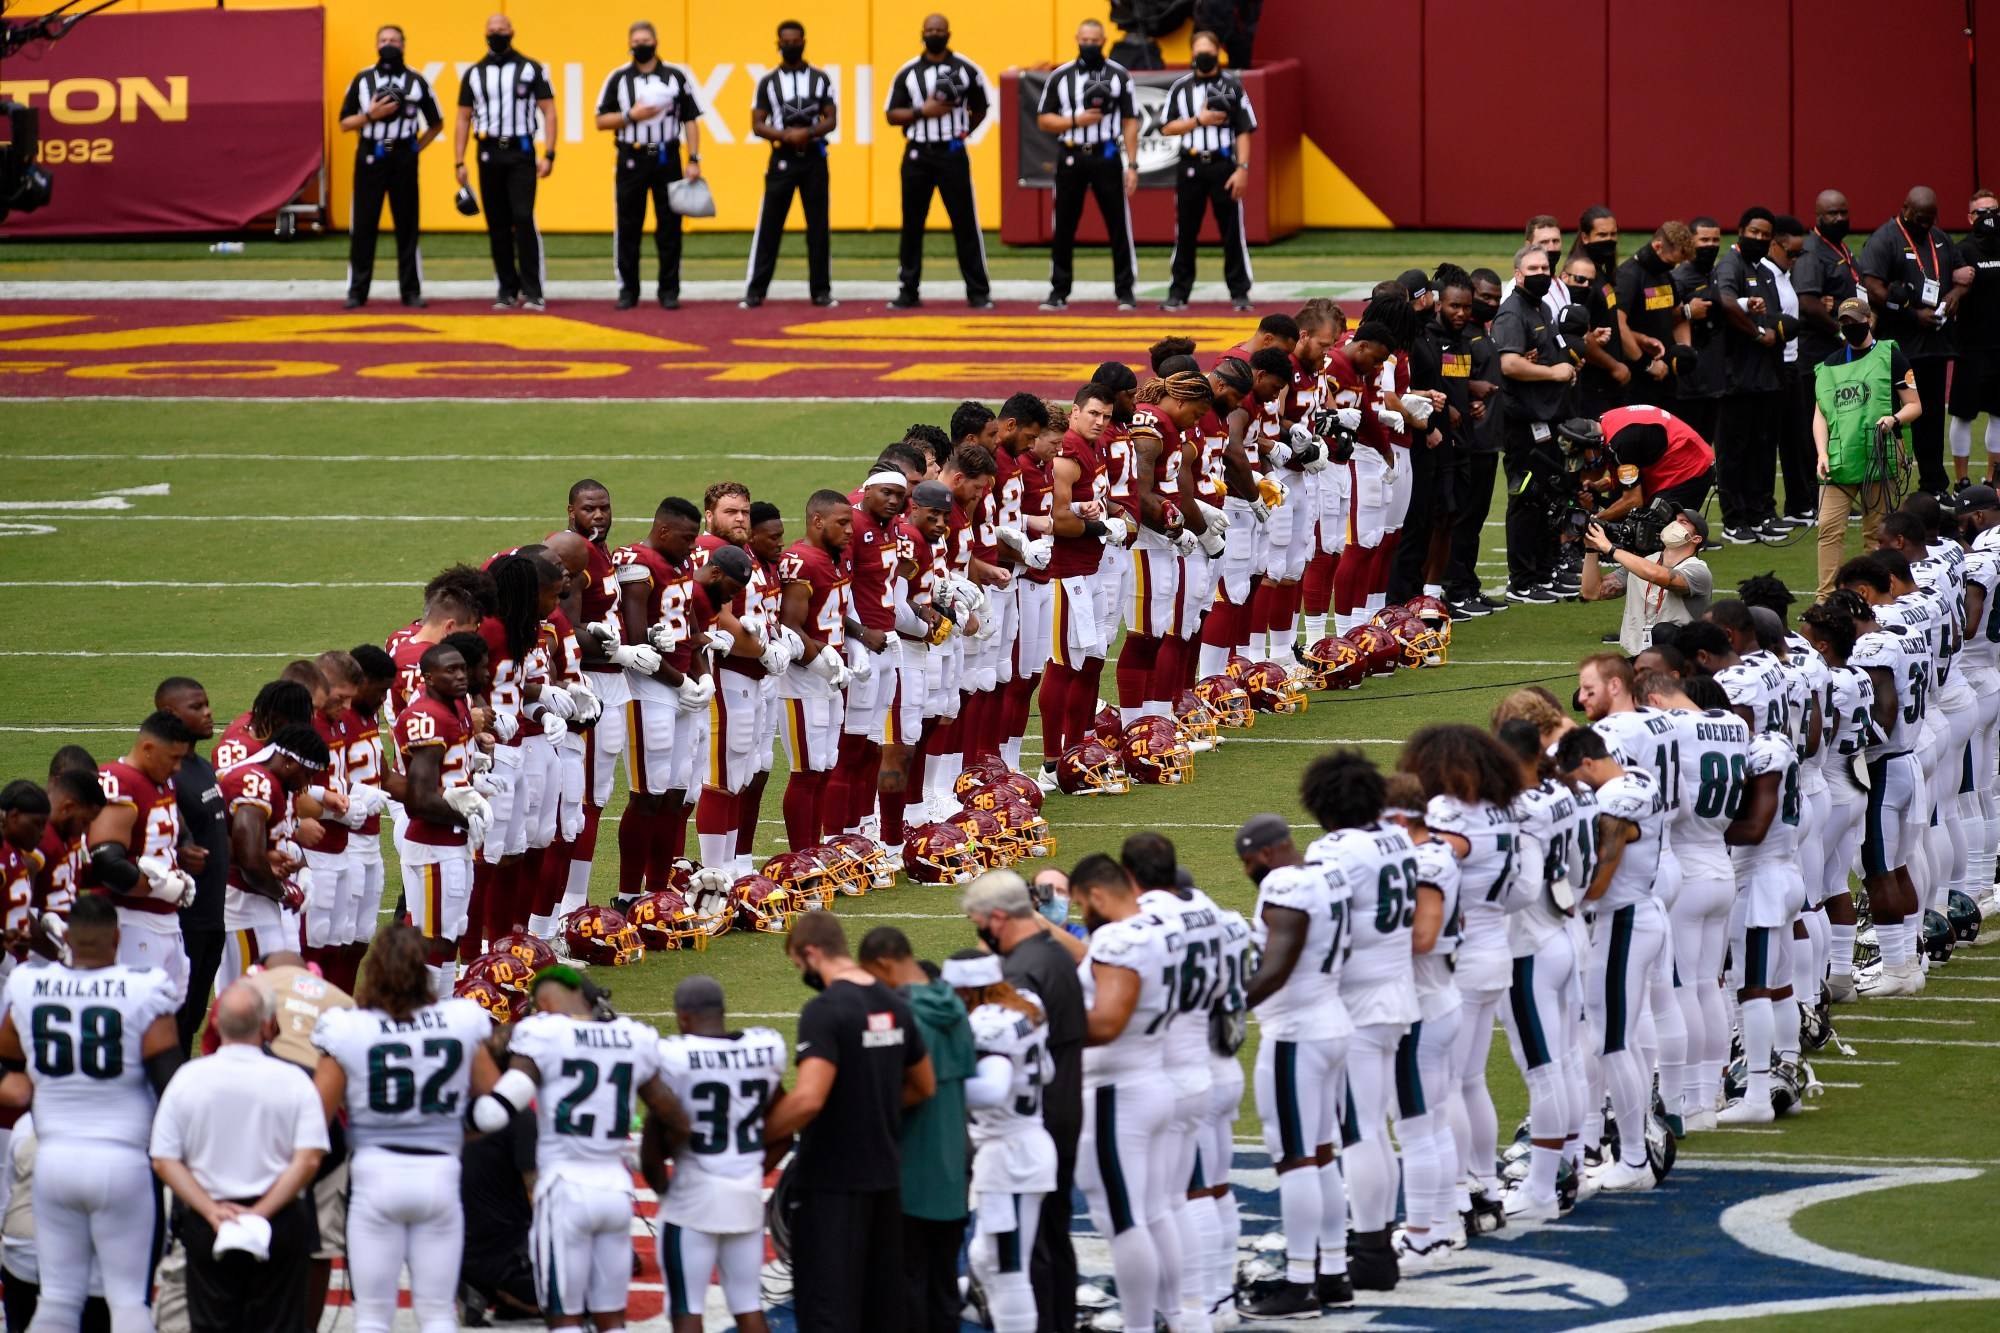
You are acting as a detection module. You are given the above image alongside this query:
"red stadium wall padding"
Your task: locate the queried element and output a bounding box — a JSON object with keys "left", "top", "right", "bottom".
{"left": 1605, "top": 0, "right": 1791, "bottom": 230}
{"left": 1976, "top": 0, "right": 2000, "bottom": 193}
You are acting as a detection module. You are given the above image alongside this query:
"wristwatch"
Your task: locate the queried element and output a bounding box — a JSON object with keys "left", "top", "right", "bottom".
{"left": 688, "top": 153, "right": 701, "bottom": 163}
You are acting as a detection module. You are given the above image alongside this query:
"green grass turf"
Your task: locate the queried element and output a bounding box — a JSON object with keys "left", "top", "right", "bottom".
{"left": 5, "top": 396, "right": 2000, "bottom": 1309}
{"left": 0, "top": 227, "right": 1522, "bottom": 287}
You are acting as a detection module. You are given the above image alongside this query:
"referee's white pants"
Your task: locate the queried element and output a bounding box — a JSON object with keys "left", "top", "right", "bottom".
{"left": 30, "top": 1141, "right": 155, "bottom": 1332}
{"left": 347, "top": 1147, "right": 463, "bottom": 1333}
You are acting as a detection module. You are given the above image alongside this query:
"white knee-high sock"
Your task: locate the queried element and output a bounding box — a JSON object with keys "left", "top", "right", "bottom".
{"left": 1739, "top": 996, "right": 1775, "bottom": 1105}
{"left": 1107, "top": 1227, "right": 1160, "bottom": 1333}
{"left": 1951, "top": 415, "right": 1975, "bottom": 460}
{"left": 1829, "top": 921, "right": 1857, "bottom": 977}
{"left": 1277, "top": 1167, "right": 1320, "bottom": 1284}
{"left": 1316, "top": 1157, "right": 1349, "bottom": 1275}
{"left": 1212, "top": 1191, "right": 1240, "bottom": 1305}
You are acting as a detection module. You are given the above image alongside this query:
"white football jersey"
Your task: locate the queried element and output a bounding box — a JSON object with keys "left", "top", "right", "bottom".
{"left": 1566, "top": 780, "right": 1600, "bottom": 897}
{"left": 1780, "top": 635, "right": 1833, "bottom": 770}
{"left": 1731, "top": 732, "right": 1803, "bottom": 868}
{"left": 1898, "top": 571, "right": 1956, "bottom": 686}
{"left": 1506, "top": 781, "right": 1572, "bottom": 952}
{"left": 1826, "top": 663, "right": 1876, "bottom": 762}
{"left": 1423, "top": 794, "right": 1516, "bottom": 973}
{"left": 509, "top": 1011, "right": 665, "bottom": 1177}
{"left": 1590, "top": 767, "right": 1667, "bottom": 909}
{"left": 1212, "top": 908, "right": 1254, "bottom": 1038}
{"left": 1667, "top": 707, "right": 1750, "bottom": 851}
{"left": 1591, "top": 706, "right": 1683, "bottom": 811}
{"left": 312, "top": 999, "right": 493, "bottom": 1154}
{"left": 1079, "top": 912, "right": 1183, "bottom": 1088}
{"left": 1851, "top": 625, "right": 1922, "bottom": 754}
{"left": 1959, "top": 550, "right": 2000, "bottom": 668}
{"left": 655, "top": 1027, "right": 788, "bottom": 1233}
{"left": 1717, "top": 655, "right": 1789, "bottom": 736}
{"left": 1311, "top": 823, "right": 1420, "bottom": 1029}
{"left": 1137, "top": 886, "right": 1226, "bottom": 1072}
{"left": 1248, "top": 862, "right": 1351, "bottom": 1041}
{"left": 1410, "top": 837, "right": 1462, "bottom": 1020}
{"left": 4, "top": 963, "right": 178, "bottom": 1148}
{"left": 966, "top": 1002, "right": 1053, "bottom": 1145}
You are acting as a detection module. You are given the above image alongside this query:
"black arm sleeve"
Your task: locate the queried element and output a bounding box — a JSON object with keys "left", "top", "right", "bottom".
{"left": 89, "top": 841, "right": 141, "bottom": 891}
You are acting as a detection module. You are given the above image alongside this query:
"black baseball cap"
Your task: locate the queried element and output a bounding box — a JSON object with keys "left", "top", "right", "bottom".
{"left": 1954, "top": 484, "right": 1999, "bottom": 514}
{"left": 1234, "top": 813, "right": 1292, "bottom": 857}
{"left": 708, "top": 545, "right": 754, "bottom": 583}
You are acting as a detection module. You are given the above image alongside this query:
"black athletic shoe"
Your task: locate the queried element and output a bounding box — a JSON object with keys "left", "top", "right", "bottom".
{"left": 967, "top": 298, "right": 996, "bottom": 310}
{"left": 738, "top": 296, "right": 764, "bottom": 309}
{"left": 614, "top": 292, "right": 638, "bottom": 310}
{"left": 1348, "top": 1229, "right": 1399, "bottom": 1291}
{"left": 1116, "top": 298, "right": 1138, "bottom": 311}
{"left": 889, "top": 293, "right": 922, "bottom": 310}
{"left": 1232, "top": 296, "right": 1255, "bottom": 311}
{"left": 344, "top": 296, "right": 365, "bottom": 310}
{"left": 1161, "top": 297, "right": 1190, "bottom": 312}
{"left": 811, "top": 294, "right": 839, "bottom": 308}
{"left": 1474, "top": 591, "right": 1509, "bottom": 611}
{"left": 658, "top": 294, "right": 679, "bottom": 310}
{"left": 1038, "top": 295, "right": 1068, "bottom": 312}
{"left": 1315, "top": 1271, "right": 1354, "bottom": 1306}
{"left": 1445, "top": 598, "right": 1486, "bottom": 621}
{"left": 1237, "top": 1280, "right": 1319, "bottom": 1320}
{"left": 400, "top": 295, "right": 427, "bottom": 309}
{"left": 1506, "top": 583, "right": 1558, "bottom": 605}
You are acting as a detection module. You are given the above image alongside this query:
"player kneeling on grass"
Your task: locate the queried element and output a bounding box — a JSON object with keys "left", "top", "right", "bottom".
{"left": 475, "top": 965, "right": 689, "bottom": 1333}
{"left": 641, "top": 976, "right": 787, "bottom": 1333}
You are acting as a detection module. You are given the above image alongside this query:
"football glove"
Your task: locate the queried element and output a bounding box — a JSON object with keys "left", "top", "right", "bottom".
{"left": 1198, "top": 525, "right": 1226, "bottom": 558}
{"left": 1332, "top": 406, "right": 1363, "bottom": 433}
{"left": 443, "top": 785, "right": 491, "bottom": 825}
{"left": 1268, "top": 439, "right": 1294, "bottom": 469}
{"left": 1193, "top": 499, "right": 1230, "bottom": 535}
{"left": 338, "top": 784, "right": 389, "bottom": 828}
{"left": 758, "top": 635, "right": 794, "bottom": 675}
{"left": 38, "top": 912, "right": 70, "bottom": 967}
{"left": 844, "top": 649, "right": 874, "bottom": 685}
{"left": 1170, "top": 526, "right": 1200, "bottom": 557}
{"left": 1249, "top": 497, "right": 1272, "bottom": 523}
{"left": 994, "top": 524, "right": 1030, "bottom": 554}
{"left": 646, "top": 619, "right": 686, "bottom": 654}
{"left": 567, "top": 680, "right": 602, "bottom": 726}
{"left": 465, "top": 808, "right": 491, "bottom": 850}
{"left": 824, "top": 659, "right": 852, "bottom": 692}
{"left": 611, "top": 642, "right": 662, "bottom": 675}
{"left": 281, "top": 871, "right": 308, "bottom": 914}
{"left": 675, "top": 675, "right": 715, "bottom": 715}
{"left": 537, "top": 685, "right": 577, "bottom": 720}
{"left": 702, "top": 627, "right": 736, "bottom": 654}
{"left": 690, "top": 865, "right": 733, "bottom": 898}
{"left": 1374, "top": 404, "right": 1405, "bottom": 431}
{"left": 806, "top": 647, "right": 846, "bottom": 685}
{"left": 489, "top": 710, "right": 520, "bottom": 743}
{"left": 1100, "top": 516, "right": 1131, "bottom": 547}
{"left": 1404, "top": 395, "right": 1435, "bottom": 426}
{"left": 1021, "top": 535, "right": 1054, "bottom": 570}
{"left": 540, "top": 713, "right": 568, "bottom": 742}
{"left": 466, "top": 746, "right": 493, "bottom": 776}
{"left": 470, "top": 770, "right": 498, "bottom": 798}
{"left": 925, "top": 612, "right": 956, "bottom": 646}
{"left": 583, "top": 618, "right": 620, "bottom": 649}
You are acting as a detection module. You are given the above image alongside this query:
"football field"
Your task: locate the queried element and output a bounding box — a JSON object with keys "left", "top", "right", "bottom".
{"left": 4, "top": 224, "right": 2000, "bottom": 1328}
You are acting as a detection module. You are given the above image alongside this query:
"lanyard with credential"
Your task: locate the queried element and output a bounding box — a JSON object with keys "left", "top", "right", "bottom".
{"left": 1894, "top": 218, "right": 1940, "bottom": 282}
{"left": 1815, "top": 229, "right": 1860, "bottom": 287}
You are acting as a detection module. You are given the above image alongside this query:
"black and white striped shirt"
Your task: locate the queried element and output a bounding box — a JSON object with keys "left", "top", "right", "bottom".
{"left": 457, "top": 51, "right": 553, "bottom": 140}
{"left": 597, "top": 62, "right": 702, "bottom": 146}
{"left": 1163, "top": 72, "right": 1257, "bottom": 153}
{"left": 753, "top": 64, "right": 836, "bottom": 140}
{"left": 1036, "top": 58, "right": 1136, "bottom": 148}
{"left": 883, "top": 52, "right": 991, "bottom": 144}
{"left": 339, "top": 65, "right": 442, "bottom": 145}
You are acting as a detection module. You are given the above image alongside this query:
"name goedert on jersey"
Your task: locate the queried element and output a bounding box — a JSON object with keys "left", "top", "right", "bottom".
{"left": 863, "top": 1012, "right": 906, "bottom": 1049}
{"left": 685, "top": 1043, "right": 783, "bottom": 1071}
{"left": 29, "top": 974, "right": 130, "bottom": 998}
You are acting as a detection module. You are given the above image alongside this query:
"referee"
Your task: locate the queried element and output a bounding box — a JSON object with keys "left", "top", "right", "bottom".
{"left": 1035, "top": 17, "right": 1139, "bottom": 312}
{"left": 595, "top": 20, "right": 703, "bottom": 311}
{"left": 742, "top": 19, "right": 838, "bottom": 310}
{"left": 884, "top": 13, "right": 993, "bottom": 310}
{"left": 1159, "top": 29, "right": 1256, "bottom": 312}
{"left": 453, "top": 14, "right": 558, "bottom": 312}
{"left": 337, "top": 25, "right": 441, "bottom": 310}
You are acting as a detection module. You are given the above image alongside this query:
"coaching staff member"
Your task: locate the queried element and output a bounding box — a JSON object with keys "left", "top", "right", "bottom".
{"left": 454, "top": 13, "right": 557, "bottom": 312}
{"left": 742, "top": 19, "right": 838, "bottom": 310}
{"left": 596, "top": 20, "right": 703, "bottom": 311}
{"left": 1159, "top": 28, "right": 1257, "bottom": 312}
{"left": 1861, "top": 186, "right": 1972, "bottom": 496}
{"left": 768, "top": 912, "right": 934, "bottom": 1333}
{"left": 338, "top": 25, "right": 441, "bottom": 310}
{"left": 154, "top": 676, "right": 229, "bottom": 1053}
{"left": 885, "top": 13, "right": 995, "bottom": 310}
{"left": 1036, "top": 17, "right": 1139, "bottom": 312}
{"left": 962, "top": 869, "right": 1085, "bottom": 1333}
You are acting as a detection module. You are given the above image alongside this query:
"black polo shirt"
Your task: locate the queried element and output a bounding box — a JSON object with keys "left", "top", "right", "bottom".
{"left": 1954, "top": 226, "right": 2000, "bottom": 353}
{"left": 1465, "top": 318, "right": 1505, "bottom": 453}
{"left": 1712, "top": 246, "right": 1782, "bottom": 394}
{"left": 1795, "top": 230, "right": 1862, "bottom": 365}
{"left": 1000, "top": 930, "right": 1084, "bottom": 1137}
{"left": 1614, "top": 251, "right": 1684, "bottom": 351}
{"left": 1414, "top": 317, "right": 1476, "bottom": 450}
{"left": 792, "top": 978, "right": 927, "bottom": 1193}
{"left": 1672, "top": 256, "right": 1728, "bottom": 400}
{"left": 1859, "top": 217, "right": 1961, "bottom": 359}
{"left": 1491, "top": 287, "right": 1570, "bottom": 425}
{"left": 172, "top": 751, "right": 228, "bottom": 931}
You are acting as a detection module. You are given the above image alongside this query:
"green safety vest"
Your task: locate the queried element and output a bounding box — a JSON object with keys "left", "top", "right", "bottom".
{"left": 1813, "top": 337, "right": 1900, "bottom": 486}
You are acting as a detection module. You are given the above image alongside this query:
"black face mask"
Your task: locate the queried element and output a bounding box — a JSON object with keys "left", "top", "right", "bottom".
{"left": 976, "top": 925, "right": 1002, "bottom": 954}
{"left": 1692, "top": 245, "right": 1719, "bottom": 273}
{"left": 1637, "top": 245, "right": 1671, "bottom": 274}
{"left": 1976, "top": 211, "right": 2000, "bottom": 237}
{"left": 779, "top": 42, "right": 805, "bottom": 63}
{"left": 1077, "top": 44, "right": 1105, "bottom": 68}
{"left": 378, "top": 45, "right": 405, "bottom": 70}
{"left": 1840, "top": 322, "right": 1871, "bottom": 348}
{"left": 1520, "top": 272, "right": 1553, "bottom": 302}
{"left": 1471, "top": 300, "right": 1499, "bottom": 324}
{"left": 1737, "top": 236, "right": 1771, "bottom": 263}
{"left": 800, "top": 965, "right": 826, "bottom": 992}
{"left": 1193, "top": 51, "right": 1219, "bottom": 74}
{"left": 924, "top": 33, "right": 949, "bottom": 55}
{"left": 1818, "top": 217, "right": 1850, "bottom": 242}
{"left": 486, "top": 33, "right": 512, "bottom": 56}
{"left": 1584, "top": 239, "right": 1617, "bottom": 269}
{"left": 1566, "top": 280, "right": 1593, "bottom": 300}
{"left": 631, "top": 42, "right": 656, "bottom": 63}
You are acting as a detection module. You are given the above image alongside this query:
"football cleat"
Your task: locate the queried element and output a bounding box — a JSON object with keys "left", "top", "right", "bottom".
{"left": 1120, "top": 715, "right": 1194, "bottom": 785}
{"left": 732, "top": 874, "right": 798, "bottom": 933}
{"left": 1172, "top": 687, "right": 1220, "bottom": 751}
{"left": 1588, "top": 1157, "right": 1656, "bottom": 1192}
{"left": 461, "top": 952, "right": 533, "bottom": 1012}
{"left": 1192, "top": 674, "right": 1254, "bottom": 730}
{"left": 762, "top": 851, "right": 836, "bottom": 910}
{"left": 489, "top": 930, "right": 556, "bottom": 973}
{"left": 903, "top": 821, "right": 983, "bottom": 884}
{"left": 623, "top": 890, "right": 711, "bottom": 951}
{"left": 1241, "top": 661, "right": 1308, "bottom": 714}
{"left": 953, "top": 755, "right": 1015, "bottom": 799}
{"left": 560, "top": 904, "right": 645, "bottom": 967}
{"left": 1302, "top": 635, "right": 1366, "bottom": 691}
{"left": 825, "top": 833, "right": 895, "bottom": 890}
{"left": 946, "top": 805, "right": 1012, "bottom": 867}
{"left": 454, "top": 975, "right": 517, "bottom": 1025}
{"left": 1054, "top": 741, "right": 1131, "bottom": 796}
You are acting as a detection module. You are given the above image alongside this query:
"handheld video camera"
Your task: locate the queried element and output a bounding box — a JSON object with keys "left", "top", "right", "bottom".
{"left": 1595, "top": 495, "right": 1683, "bottom": 555}
{"left": 0, "top": 101, "right": 53, "bottom": 225}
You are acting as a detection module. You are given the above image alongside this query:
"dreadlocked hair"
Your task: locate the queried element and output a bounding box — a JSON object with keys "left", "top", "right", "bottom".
{"left": 1736, "top": 572, "right": 1796, "bottom": 618}
{"left": 489, "top": 554, "right": 543, "bottom": 664}
{"left": 1400, "top": 723, "right": 1524, "bottom": 807}
{"left": 1799, "top": 599, "right": 1860, "bottom": 661}
{"left": 1362, "top": 288, "right": 1421, "bottom": 350}
{"left": 1134, "top": 370, "right": 1215, "bottom": 407}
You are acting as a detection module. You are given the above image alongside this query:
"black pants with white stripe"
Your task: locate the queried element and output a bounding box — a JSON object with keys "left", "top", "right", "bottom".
{"left": 614, "top": 143, "right": 684, "bottom": 300}
{"left": 1168, "top": 152, "right": 1250, "bottom": 301}
{"left": 347, "top": 145, "right": 422, "bottom": 303}
{"left": 1049, "top": 145, "right": 1135, "bottom": 303}
{"left": 897, "top": 142, "right": 989, "bottom": 303}
{"left": 745, "top": 147, "right": 831, "bottom": 302}
{"left": 475, "top": 139, "right": 543, "bottom": 303}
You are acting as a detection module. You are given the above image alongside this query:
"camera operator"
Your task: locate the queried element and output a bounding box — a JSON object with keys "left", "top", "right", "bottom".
{"left": 885, "top": 14, "right": 994, "bottom": 310}
{"left": 1811, "top": 298, "right": 1923, "bottom": 596}
{"left": 1593, "top": 404, "right": 1716, "bottom": 523}
{"left": 338, "top": 26, "right": 442, "bottom": 310}
{"left": 1578, "top": 507, "right": 1713, "bottom": 654}
{"left": 1494, "top": 243, "right": 1578, "bottom": 604}
{"left": 1160, "top": 29, "right": 1258, "bottom": 312}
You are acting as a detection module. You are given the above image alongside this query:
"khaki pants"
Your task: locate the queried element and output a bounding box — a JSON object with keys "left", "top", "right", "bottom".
{"left": 1815, "top": 482, "right": 1888, "bottom": 598}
